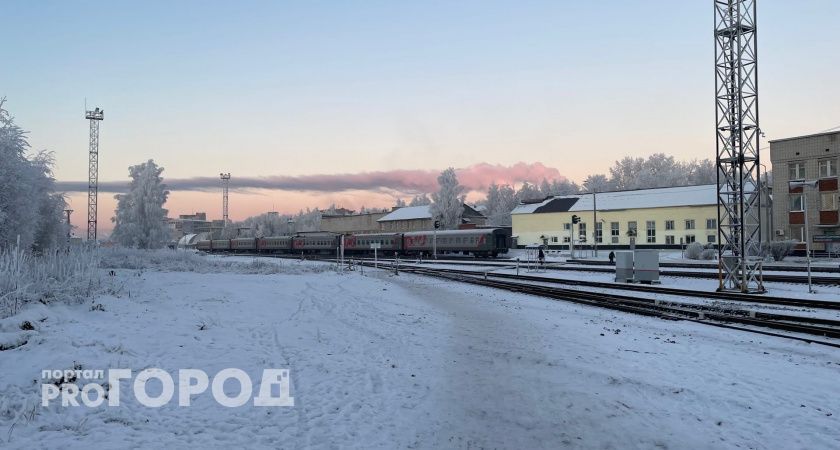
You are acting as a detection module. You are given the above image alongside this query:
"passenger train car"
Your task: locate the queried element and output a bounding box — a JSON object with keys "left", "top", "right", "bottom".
{"left": 197, "top": 228, "right": 510, "bottom": 257}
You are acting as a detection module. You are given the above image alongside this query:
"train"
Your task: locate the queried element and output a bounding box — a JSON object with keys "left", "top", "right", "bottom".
{"left": 196, "top": 228, "right": 512, "bottom": 258}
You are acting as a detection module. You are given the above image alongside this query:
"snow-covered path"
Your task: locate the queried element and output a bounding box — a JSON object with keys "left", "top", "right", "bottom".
{"left": 2, "top": 267, "right": 839, "bottom": 449}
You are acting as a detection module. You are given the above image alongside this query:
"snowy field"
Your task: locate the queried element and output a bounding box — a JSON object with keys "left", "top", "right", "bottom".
{"left": 1, "top": 256, "right": 839, "bottom": 449}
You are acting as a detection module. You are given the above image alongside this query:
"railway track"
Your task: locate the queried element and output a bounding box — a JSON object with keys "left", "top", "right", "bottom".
{"left": 360, "top": 253, "right": 840, "bottom": 274}
{"left": 571, "top": 258, "right": 840, "bottom": 273}
{"left": 381, "top": 263, "right": 840, "bottom": 310}
{"left": 226, "top": 252, "right": 840, "bottom": 310}
{"left": 376, "top": 262, "right": 840, "bottom": 349}
{"left": 359, "top": 256, "right": 840, "bottom": 286}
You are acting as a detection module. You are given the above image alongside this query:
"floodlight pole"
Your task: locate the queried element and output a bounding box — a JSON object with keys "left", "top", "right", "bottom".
{"left": 85, "top": 107, "right": 104, "bottom": 241}
{"left": 220, "top": 173, "right": 231, "bottom": 226}
{"left": 714, "top": 0, "right": 764, "bottom": 293}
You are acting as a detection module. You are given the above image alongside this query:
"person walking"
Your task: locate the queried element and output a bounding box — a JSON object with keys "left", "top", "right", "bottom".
{"left": 538, "top": 247, "right": 545, "bottom": 267}
{"left": 608, "top": 251, "right": 615, "bottom": 264}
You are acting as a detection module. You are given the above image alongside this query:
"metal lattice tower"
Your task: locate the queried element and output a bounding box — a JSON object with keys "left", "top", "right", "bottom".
{"left": 220, "top": 173, "right": 231, "bottom": 225}
{"left": 85, "top": 107, "right": 104, "bottom": 241}
{"left": 714, "top": 0, "right": 764, "bottom": 293}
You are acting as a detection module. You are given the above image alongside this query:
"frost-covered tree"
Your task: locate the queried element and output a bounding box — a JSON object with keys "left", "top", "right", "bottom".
{"left": 516, "top": 182, "right": 542, "bottom": 202}
{"left": 430, "top": 168, "right": 465, "bottom": 230}
{"left": 484, "top": 183, "right": 518, "bottom": 226}
{"left": 684, "top": 158, "right": 716, "bottom": 185}
{"left": 582, "top": 174, "right": 613, "bottom": 193}
{"left": 0, "top": 98, "right": 67, "bottom": 251}
{"left": 111, "top": 160, "right": 171, "bottom": 249}
{"left": 539, "top": 178, "right": 580, "bottom": 197}
{"left": 229, "top": 206, "right": 323, "bottom": 238}
{"left": 408, "top": 193, "right": 431, "bottom": 206}
{"left": 394, "top": 198, "right": 406, "bottom": 208}
{"left": 606, "top": 154, "right": 716, "bottom": 190}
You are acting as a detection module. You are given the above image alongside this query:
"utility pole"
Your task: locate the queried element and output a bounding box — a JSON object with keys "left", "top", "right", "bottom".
{"left": 713, "top": 0, "right": 764, "bottom": 293}
{"left": 790, "top": 180, "right": 818, "bottom": 293}
{"left": 85, "top": 107, "right": 104, "bottom": 241}
{"left": 592, "top": 192, "right": 598, "bottom": 257}
{"left": 220, "top": 173, "right": 231, "bottom": 226}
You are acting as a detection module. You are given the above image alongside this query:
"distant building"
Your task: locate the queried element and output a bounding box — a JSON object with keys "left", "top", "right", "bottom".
{"left": 321, "top": 211, "right": 388, "bottom": 234}
{"left": 770, "top": 130, "right": 839, "bottom": 253}
{"left": 511, "top": 184, "right": 768, "bottom": 249}
{"left": 168, "top": 212, "right": 226, "bottom": 239}
{"left": 170, "top": 212, "right": 211, "bottom": 235}
{"left": 378, "top": 204, "right": 487, "bottom": 232}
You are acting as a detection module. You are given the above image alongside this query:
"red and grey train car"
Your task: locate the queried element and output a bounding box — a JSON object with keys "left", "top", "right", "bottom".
{"left": 342, "top": 233, "right": 402, "bottom": 255}
{"left": 197, "top": 228, "right": 510, "bottom": 258}
{"left": 402, "top": 228, "right": 509, "bottom": 257}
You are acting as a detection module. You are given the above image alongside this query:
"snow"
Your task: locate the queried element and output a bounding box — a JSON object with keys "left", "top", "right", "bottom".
{"left": 1, "top": 259, "right": 839, "bottom": 449}
{"left": 511, "top": 184, "right": 717, "bottom": 215}
{"left": 378, "top": 205, "right": 432, "bottom": 222}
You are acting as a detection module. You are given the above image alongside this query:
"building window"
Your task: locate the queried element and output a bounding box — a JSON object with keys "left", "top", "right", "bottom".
{"left": 706, "top": 218, "right": 717, "bottom": 230}
{"left": 790, "top": 225, "right": 805, "bottom": 242}
{"left": 665, "top": 235, "right": 675, "bottom": 245}
{"left": 628, "top": 221, "right": 637, "bottom": 233}
{"left": 665, "top": 220, "right": 675, "bottom": 230}
{"left": 707, "top": 234, "right": 716, "bottom": 244}
{"left": 551, "top": 236, "right": 558, "bottom": 243}
{"left": 595, "top": 222, "right": 603, "bottom": 243}
{"left": 819, "top": 159, "right": 837, "bottom": 178}
{"left": 645, "top": 221, "right": 656, "bottom": 243}
{"left": 610, "top": 222, "right": 620, "bottom": 244}
{"left": 563, "top": 223, "right": 571, "bottom": 231}
{"left": 821, "top": 192, "right": 838, "bottom": 211}
{"left": 790, "top": 194, "right": 804, "bottom": 212}
{"left": 789, "top": 161, "right": 805, "bottom": 180}
{"left": 563, "top": 236, "right": 570, "bottom": 243}
{"left": 578, "top": 223, "right": 587, "bottom": 242}
{"left": 685, "top": 219, "right": 695, "bottom": 230}
{"left": 685, "top": 235, "right": 696, "bottom": 244}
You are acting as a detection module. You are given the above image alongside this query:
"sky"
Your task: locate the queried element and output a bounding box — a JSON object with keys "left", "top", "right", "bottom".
{"left": 2, "top": 0, "right": 840, "bottom": 234}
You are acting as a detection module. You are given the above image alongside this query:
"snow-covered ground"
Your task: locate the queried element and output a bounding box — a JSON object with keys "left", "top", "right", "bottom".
{"left": 1, "top": 260, "right": 839, "bottom": 449}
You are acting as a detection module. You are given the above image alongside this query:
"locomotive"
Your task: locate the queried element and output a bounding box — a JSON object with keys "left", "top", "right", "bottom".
{"left": 196, "top": 228, "right": 511, "bottom": 258}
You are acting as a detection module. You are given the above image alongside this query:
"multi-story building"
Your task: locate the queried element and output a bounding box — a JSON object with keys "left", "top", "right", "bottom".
{"left": 378, "top": 205, "right": 487, "bottom": 232}
{"left": 511, "top": 184, "right": 766, "bottom": 250}
{"left": 770, "top": 130, "right": 840, "bottom": 254}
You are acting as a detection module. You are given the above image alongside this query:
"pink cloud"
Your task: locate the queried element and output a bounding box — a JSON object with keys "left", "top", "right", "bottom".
{"left": 55, "top": 162, "right": 569, "bottom": 195}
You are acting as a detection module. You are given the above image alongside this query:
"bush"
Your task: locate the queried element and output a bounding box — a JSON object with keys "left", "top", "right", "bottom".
{"left": 684, "top": 242, "right": 705, "bottom": 260}
{"left": 0, "top": 246, "right": 100, "bottom": 318}
{"left": 700, "top": 249, "right": 717, "bottom": 260}
{"left": 762, "top": 240, "right": 798, "bottom": 262}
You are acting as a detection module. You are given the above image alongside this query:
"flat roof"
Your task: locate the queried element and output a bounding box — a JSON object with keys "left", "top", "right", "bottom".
{"left": 511, "top": 184, "right": 717, "bottom": 215}
{"left": 768, "top": 130, "right": 840, "bottom": 144}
